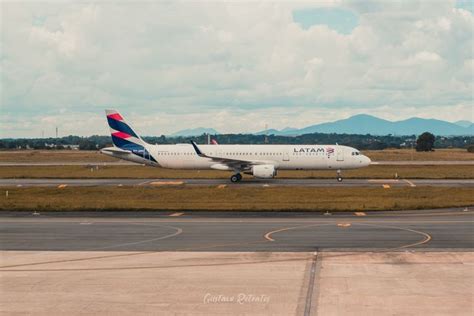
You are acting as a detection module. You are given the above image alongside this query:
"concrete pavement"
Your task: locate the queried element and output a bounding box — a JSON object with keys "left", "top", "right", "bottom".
{"left": 1, "top": 251, "right": 472, "bottom": 315}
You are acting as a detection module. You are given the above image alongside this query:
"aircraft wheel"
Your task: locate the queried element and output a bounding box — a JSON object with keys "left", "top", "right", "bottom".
{"left": 337, "top": 176, "right": 343, "bottom": 182}
{"left": 230, "top": 174, "right": 241, "bottom": 183}
{"left": 236, "top": 173, "right": 242, "bottom": 181}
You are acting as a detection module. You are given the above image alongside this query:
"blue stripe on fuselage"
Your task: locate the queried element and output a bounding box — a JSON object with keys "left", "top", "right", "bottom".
{"left": 111, "top": 135, "right": 142, "bottom": 150}
{"left": 111, "top": 135, "right": 157, "bottom": 163}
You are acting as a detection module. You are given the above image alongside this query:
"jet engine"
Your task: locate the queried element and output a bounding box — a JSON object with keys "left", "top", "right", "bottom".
{"left": 252, "top": 165, "right": 277, "bottom": 179}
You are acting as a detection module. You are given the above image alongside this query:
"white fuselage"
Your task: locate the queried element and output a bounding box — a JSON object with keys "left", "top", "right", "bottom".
{"left": 103, "top": 144, "right": 371, "bottom": 171}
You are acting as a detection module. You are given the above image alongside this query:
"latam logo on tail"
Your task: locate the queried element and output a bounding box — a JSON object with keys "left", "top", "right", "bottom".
{"left": 105, "top": 110, "right": 157, "bottom": 163}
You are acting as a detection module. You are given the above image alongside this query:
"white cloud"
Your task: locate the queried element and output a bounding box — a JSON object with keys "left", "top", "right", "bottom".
{"left": 406, "top": 51, "right": 442, "bottom": 64}
{"left": 1, "top": 0, "right": 473, "bottom": 137}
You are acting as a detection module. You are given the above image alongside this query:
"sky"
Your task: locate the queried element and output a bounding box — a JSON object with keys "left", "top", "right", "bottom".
{"left": 1, "top": 0, "right": 473, "bottom": 137}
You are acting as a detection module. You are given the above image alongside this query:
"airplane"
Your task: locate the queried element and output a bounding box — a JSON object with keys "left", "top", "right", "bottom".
{"left": 101, "top": 109, "right": 371, "bottom": 182}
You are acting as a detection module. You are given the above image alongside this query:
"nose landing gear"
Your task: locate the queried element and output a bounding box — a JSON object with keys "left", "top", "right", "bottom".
{"left": 336, "top": 169, "right": 343, "bottom": 182}
{"left": 230, "top": 173, "right": 242, "bottom": 183}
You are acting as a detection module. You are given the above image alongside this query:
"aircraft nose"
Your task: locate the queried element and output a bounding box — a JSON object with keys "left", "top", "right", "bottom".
{"left": 364, "top": 155, "right": 371, "bottom": 166}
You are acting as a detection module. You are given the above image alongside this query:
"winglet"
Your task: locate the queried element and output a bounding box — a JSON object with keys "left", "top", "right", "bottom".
{"left": 190, "top": 141, "right": 205, "bottom": 157}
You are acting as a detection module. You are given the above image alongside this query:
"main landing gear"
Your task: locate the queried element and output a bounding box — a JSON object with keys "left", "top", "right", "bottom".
{"left": 336, "top": 169, "right": 343, "bottom": 182}
{"left": 230, "top": 173, "right": 242, "bottom": 183}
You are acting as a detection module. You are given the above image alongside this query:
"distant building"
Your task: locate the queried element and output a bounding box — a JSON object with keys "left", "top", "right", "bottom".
{"left": 44, "top": 143, "right": 80, "bottom": 150}
{"left": 64, "top": 144, "right": 80, "bottom": 150}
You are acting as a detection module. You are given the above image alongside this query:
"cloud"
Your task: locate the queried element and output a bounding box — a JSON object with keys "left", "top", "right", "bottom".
{"left": 456, "top": 0, "right": 474, "bottom": 13}
{"left": 0, "top": 0, "right": 473, "bottom": 137}
{"left": 293, "top": 7, "right": 358, "bottom": 34}
{"left": 405, "top": 51, "right": 442, "bottom": 65}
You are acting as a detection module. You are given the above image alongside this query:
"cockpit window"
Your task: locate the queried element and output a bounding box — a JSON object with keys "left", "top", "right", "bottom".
{"left": 352, "top": 151, "right": 361, "bottom": 156}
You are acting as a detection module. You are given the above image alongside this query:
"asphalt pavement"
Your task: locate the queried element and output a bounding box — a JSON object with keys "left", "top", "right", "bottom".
{"left": 0, "top": 178, "right": 473, "bottom": 187}
{"left": 1, "top": 208, "right": 472, "bottom": 251}
{"left": 1, "top": 160, "right": 473, "bottom": 166}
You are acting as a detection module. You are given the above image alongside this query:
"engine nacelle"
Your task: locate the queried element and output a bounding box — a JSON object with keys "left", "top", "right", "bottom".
{"left": 252, "top": 164, "right": 277, "bottom": 179}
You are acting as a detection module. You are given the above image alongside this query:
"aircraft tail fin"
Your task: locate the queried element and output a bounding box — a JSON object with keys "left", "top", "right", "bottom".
{"left": 105, "top": 109, "right": 147, "bottom": 150}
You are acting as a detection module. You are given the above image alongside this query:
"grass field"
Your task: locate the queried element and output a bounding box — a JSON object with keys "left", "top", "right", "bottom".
{"left": 1, "top": 164, "right": 473, "bottom": 179}
{"left": 0, "top": 148, "right": 472, "bottom": 162}
{"left": 363, "top": 148, "right": 473, "bottom": 161}
{"left": 1, "top": 186, "right": 472, "bottom": 211}
{"left": 0, "top": 150, "right": 116, "bottom": 162}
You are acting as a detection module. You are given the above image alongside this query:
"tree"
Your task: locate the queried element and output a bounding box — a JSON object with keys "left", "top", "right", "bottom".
{"left": 416, "top": 132, "right": 435, "bottom": 152}
{"left": 78, "top": 139, "right": 97, "bottom": 150}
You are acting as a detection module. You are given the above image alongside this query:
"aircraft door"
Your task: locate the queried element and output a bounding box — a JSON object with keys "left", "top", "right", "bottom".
{"left": 336, "top": 146, "right": 344, "bottom": 161}
{"left": 283, "top": 151, "right": 290, "bottom": 161}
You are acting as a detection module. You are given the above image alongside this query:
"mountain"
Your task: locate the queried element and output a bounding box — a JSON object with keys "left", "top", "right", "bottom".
{"left": 169, "top": 115, "right": 472, "bottom": 137}
{"left": 170, "top": 127, "right": 219, "bottom": 137}
{"left": 255, "top": 127, "right": 299, "bottom": 136}
{"left": 281, "top": 127, "right": 299, "bottom": 133}
{"left": 254, "top": 128, "right": 284, "bottom": 135}
{"left": 256, "top": 114, "right": 473, "bottom": 136}
{"left": 454, "top": 120, "right": 473, "bottom": 128}
{"left": 297, "top": 114, "right": 391, "bottom": 135}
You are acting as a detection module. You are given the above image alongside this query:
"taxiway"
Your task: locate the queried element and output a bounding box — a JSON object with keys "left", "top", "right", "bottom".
{"left": 1, "top": 178, "right": 473, "bottom": 187}
{"left": 1, "top": 208, "right": 472, "bottom": 251}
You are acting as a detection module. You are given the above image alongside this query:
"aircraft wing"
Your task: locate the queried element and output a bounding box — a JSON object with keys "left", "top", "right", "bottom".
{"left": 190, "top": 141, "right": 268, "bottom": 170}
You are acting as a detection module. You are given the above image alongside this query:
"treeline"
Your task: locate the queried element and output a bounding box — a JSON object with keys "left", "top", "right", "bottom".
{"left": 0, "top": 133, "right": 472, "bottom": 150}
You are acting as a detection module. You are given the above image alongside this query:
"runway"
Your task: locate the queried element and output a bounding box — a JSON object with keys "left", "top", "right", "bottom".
{"left": 1, "top": 178, "right": 473, "bottom": 187}
{"left": 1, "top": 208, "right": 473, "bottom": 251}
